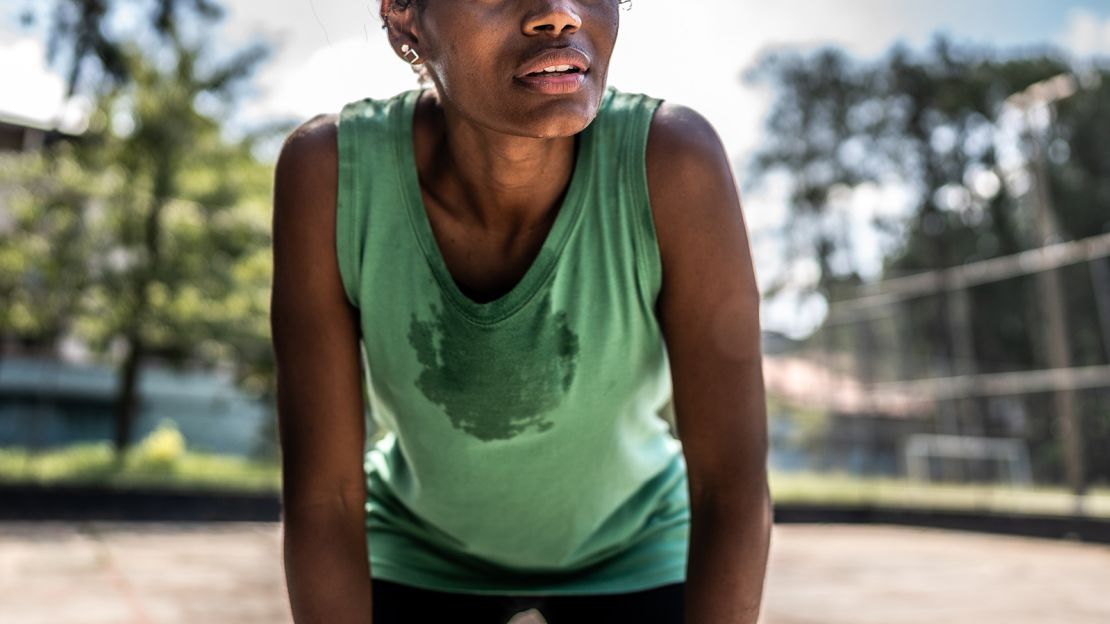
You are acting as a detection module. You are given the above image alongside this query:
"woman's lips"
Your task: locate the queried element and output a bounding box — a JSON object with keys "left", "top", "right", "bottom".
{"left": 513, "top": 46, "right": 591, "bottom": 95}
{"left": 513, "top": 71, "right": 588, "bottom": 95}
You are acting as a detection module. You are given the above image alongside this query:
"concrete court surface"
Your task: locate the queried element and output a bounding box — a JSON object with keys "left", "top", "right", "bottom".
{"left": 0, "top": 521, "right": 1107, "bottom": 624}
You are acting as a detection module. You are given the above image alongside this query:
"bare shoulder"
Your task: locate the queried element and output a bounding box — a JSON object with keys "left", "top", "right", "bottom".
{"left": 272, "top": 114, "right": 339, "bottom": 246}
{"left": 283, "top": 113, "right": 339, "bottom": 151}
{"left": 275, "top": 113, "right": 340, "bottom": 193}
{"left": 645, "top": 101, "right": 729, "bottom": 174}
{"left": 644, "top": 102, "right": 744, "bottom": 272}
{"left": 271, "top": 112, "right": 351, "bottom": 316}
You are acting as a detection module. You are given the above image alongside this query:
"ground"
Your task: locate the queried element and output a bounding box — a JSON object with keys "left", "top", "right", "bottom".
{"left": 0, "top": 522, "right": 1106, "bottom": 623}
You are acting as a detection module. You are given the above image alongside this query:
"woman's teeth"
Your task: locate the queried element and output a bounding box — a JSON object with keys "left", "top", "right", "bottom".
{"left": 527, "top": 65, "right": 580, "bottom": 77}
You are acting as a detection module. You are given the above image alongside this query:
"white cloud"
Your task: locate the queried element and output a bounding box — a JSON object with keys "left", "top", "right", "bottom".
{"left": 222, "top": 1, "right": 430, "bottom": 131}
{"left": 239, "top": 36, "right": 418, "bottom": 123}
{"left": 610, "top": 0, "right": 924, "bottom": 172}
{"left": 1059, "top": 8, "right": 1110, "bottom": 57}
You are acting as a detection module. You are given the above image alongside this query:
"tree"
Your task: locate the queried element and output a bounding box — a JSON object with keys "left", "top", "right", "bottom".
{"left": 40, "top": 0, "right": 224, "bottom": 96}
{"left": 82, "top": 40, "right": 271, "bottom": 454}
{"left": 3, "top": 0, "right": 276, "bottom": 456}
{"left": 747, "top": 37, "right": 1110, "bottom": 487}
{"left": 0, "top": 148, "right": 108, "bottom": 353}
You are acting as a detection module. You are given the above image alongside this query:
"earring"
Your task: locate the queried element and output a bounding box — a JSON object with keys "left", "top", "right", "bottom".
{"left": 401, "top": 44, "right": 420, "bottom": 65}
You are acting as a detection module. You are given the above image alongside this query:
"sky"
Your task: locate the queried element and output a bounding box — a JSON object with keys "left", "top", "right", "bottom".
{"left": 2, "top": 0, "right": 1110, "bottom": 338}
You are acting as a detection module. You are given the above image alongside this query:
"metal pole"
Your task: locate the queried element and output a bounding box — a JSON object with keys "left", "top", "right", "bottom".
{"left": 820, "top": 323, "right": 835, "bottom": 472}
{"left": 853, "top": 316, "right": 879, "bottom": 475}
{"left": 935, "top": 292, "right": 965, "bottom": 483}
{"left": 945, "top": 281, "right": 981, "bottom": 480}
{"left": 1025, "top": 107, "right": 1087, "bottom": 509}
{"left": 1089, "top": 257, "right": 1110, "bottom": 366}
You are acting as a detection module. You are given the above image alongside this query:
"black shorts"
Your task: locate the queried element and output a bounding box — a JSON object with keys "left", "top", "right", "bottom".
{"left": 371, "top": 578, "right": 685, "bottom": 624}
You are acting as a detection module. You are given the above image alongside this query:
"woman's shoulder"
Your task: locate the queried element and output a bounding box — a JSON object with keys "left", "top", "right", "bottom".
{"left": 271, "top": 113, "right": 350, "bottom": 308}
{"left": 338, "top": 88, "right": 423, "bottom": 127}
{"left": 645, "top": 99, "right": 726, "bottom": 169}
{"left": 642, "top": 98, "right": 741, "bottom": 268}
{"left": 278, "top": 87, "right": 421, "bottom": 159}
{"left": 272, "top": 86, "right": 425, "bottom": 215}
{"left": 275, "top": 114, "right": 340, "bottom": 209}
{"left": 599, "top": 86, "right": 724, "bottom": 158}
{"left": 282, "top": 113, "right": 339, "bottom": 161}
{"left": 272, "top": 115, "right": 342, "bottom": 281}
{"left": 643, "top": 98, "right": 732, "bottom": 201}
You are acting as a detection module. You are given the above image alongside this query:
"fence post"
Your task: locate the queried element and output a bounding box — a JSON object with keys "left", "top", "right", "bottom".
{"left": 1026, "top": 107, "right": 1086, "bottom": 506}
{"left": 1089, "top": 257, "right": 1110, "bottom": 366}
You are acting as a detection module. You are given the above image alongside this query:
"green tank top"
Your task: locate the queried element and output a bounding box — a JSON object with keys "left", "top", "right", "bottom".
{"left": 336, "top": 85, "right": 689, "bottom": 595}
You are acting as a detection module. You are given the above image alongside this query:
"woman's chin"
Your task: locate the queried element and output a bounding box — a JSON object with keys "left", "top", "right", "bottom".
{"left": 522, "top": 114, "right": 595, "bottom": 139}
{"left": 514, "top": 93, "right": 604, "bottom": 139}
{"left": 432, "top": 77, "right": 605, "bottom": 140}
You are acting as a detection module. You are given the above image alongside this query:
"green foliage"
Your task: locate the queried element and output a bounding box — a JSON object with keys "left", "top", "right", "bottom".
{"left": 41, "top": 0, "right": 231, "bottom": 96}
{"left": 61, "top": 41, "right": 276, "bottom": 383}
{"left": 745, "top": 38, "right": 1102, "bottom": 297}
{"left": 1, "top": 43, "right": 275, "bottom": 374}
{"left": 131, "top": 418, "right": 187, "bottom": 470}
{"left": 0, "top": 147, "right": 115, "bottom": 343}
{"left": 3, "top": 1, "right": 279, "bottom": 453}
{"left": 0, "top": 436, "right": 281, "bottom": 493}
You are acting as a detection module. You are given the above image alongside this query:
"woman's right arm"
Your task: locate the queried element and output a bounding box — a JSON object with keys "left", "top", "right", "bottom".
{"left": 270, "top": 114, "right": 375, "bottom": 623}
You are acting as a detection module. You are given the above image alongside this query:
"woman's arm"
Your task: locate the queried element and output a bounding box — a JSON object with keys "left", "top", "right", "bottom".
{"left": 271, "top": 114, "right": 375, "bottom": 623}
{"left": 647, "top": 103, "right": 773, "bottom": 624}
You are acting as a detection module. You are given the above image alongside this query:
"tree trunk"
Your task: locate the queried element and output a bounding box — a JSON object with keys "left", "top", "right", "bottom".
{"left": 113, "top": 331, "right": 144, "bottom": 456}
{"left": 112, "top": 188, "right": 166, "bottom": 458}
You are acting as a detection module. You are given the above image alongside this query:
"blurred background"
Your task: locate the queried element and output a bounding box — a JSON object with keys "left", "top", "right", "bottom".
{"left": 1, "top": 1, "right": 1109, "bottom": 623}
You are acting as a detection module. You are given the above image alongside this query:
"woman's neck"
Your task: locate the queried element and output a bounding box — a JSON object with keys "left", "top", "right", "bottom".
{"left": 413, "top": 89, "right": 578, "bottom": 231}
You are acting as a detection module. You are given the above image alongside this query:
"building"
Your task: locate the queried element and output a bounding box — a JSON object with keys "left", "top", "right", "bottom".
{"left": 0, "top": 111, "right": 77, "bottom": 153}
{"left": 763, "top": 353, "right": 934, "bottom": 477}
{"left": 0, "top": 355, "right": 276, "bottom": 459}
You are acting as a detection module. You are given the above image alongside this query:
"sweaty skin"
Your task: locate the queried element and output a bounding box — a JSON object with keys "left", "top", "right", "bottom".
{"left": 272, "top": 1, "right": 771, "bottom": 622}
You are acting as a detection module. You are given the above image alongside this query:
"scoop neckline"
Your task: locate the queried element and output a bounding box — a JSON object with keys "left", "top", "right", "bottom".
{"left": 395, "top": 88, "right": 599, "bottom": 325}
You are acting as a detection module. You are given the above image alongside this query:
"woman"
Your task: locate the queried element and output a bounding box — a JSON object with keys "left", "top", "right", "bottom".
{"left": 270, "top": 0, "right": 772, "bottom": 622}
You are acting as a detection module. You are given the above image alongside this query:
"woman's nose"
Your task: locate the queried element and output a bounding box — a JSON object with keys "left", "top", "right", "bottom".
{"left": 522, "top": 3, "right": 582, "bottom": 37}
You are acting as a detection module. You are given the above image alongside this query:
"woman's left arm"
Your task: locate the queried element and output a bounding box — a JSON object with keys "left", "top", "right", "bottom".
{"left": 646, "top": 103, "right": 773, "bottom": 624}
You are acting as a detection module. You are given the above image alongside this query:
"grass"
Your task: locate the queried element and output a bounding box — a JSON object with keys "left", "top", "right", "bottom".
{"left": 770, "top": 470, "right": 1110, "bottom": 519}
{"left": 2, "top": 436, "right": 1109, "bottom": 520}
{"left": 0, "top": 441, "right": 281, "bottom": 494}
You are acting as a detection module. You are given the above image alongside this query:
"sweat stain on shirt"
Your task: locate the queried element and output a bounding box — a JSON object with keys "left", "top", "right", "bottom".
{"left": 408, "top": 290, "right": 580, "bottom": 441}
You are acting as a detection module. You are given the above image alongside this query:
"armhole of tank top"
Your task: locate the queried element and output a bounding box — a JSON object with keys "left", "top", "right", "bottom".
{"left": 335, "top": 102, "right": 362, "bottom": 310}
{"left": 625, "top": 94, "right": 666, "bottom": 316}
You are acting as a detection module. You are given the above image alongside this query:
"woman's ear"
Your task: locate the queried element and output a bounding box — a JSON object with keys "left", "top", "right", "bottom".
{"left": 378, "top": 0, "right": 390, "bottom": 27}
{"left": 380, "top": 0, "right": 421, "bottom": 63}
